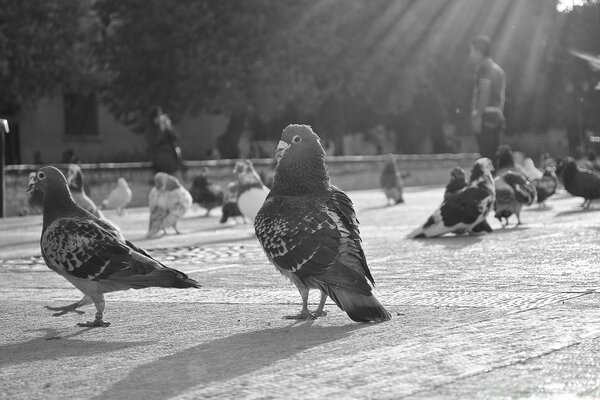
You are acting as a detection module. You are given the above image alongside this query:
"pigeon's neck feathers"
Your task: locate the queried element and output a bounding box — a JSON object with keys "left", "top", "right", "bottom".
{"left": 42, "top": 184, "right": 81, "bottom": 231}
{"left": 272, "top": 154, "right": 330, "bottom": 196}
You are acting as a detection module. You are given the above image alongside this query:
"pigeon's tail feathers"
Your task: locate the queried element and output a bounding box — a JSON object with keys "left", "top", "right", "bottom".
{"left": 325, "top": 286, "right": 391, "bottom": 323}
{"left": 407, "top": 210, "right": 446, "bottom": 238}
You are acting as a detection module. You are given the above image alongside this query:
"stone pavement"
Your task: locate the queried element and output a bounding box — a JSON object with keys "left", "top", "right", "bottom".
{"left": 2, "top": 186, "right": 600, "bottom": 399}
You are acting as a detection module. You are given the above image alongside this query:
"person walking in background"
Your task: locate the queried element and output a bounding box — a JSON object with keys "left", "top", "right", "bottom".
{"left": 469, "top": 35, "right": 506, "bottom": 166}
{"left": 148, "top": 105, "right": 186, "bottom": 180}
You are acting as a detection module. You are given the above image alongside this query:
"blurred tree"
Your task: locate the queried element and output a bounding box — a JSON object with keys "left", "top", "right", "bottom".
{"left": 0, "top": 0, "right": 92, "bottom": 116}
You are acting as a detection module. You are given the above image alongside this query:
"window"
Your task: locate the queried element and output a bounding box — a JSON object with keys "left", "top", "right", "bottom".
{"left": 64, "top": 92, "right": 99, "bottom": 137}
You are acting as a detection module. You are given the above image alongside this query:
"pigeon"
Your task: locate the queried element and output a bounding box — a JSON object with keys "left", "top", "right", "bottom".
{"left": 190, "top": 168, "right": 224, "bottom": 216}
{"left": 27, "top": 166, "right": 200, "bottom": 327}
{"left": 495, "top": 145, "right": 527, "bottom": 177}
{"left": 531, "top": 167, "right": 559, "bottom": 207}
{"left": 408, "top": 158, "right": 496, "bottom": 238}
{"left": 444, "top": 167, "right": 468, "bottom": 201}
{"left": 147, "top": 172, "right": 193, "bottom": 237}
{"left": 66, "top": 164, "right": 104, "bottom": 219}
{"left": 380, "top": 154, "right": 405, "bottom": 205}
{"left": 254, "top": 124, "right": 391, "bottom": 323}
{"left": 220, "top": 182, "right": 244, "bottom": 224}
{"left": 522, "top": 158, "right": 543, "bottom": 181}
{"left": 556, "top": 156, "right": 600, "bottom": 209}
{"left": 494, "top": 171, "right": 537, "bottom": 226}
{"left": 27, "top": 171, "right": 44, "bottom": 214}
{"left": 234, "top": 159, "right": 270, "bottom": 222}
{"left": 102, "top": 177, "right": 132, "bottom": 215}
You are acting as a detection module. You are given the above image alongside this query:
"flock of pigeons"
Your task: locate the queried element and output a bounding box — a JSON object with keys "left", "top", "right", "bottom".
{"left": 22, "top": 123, "right": 600, "bottom": 327}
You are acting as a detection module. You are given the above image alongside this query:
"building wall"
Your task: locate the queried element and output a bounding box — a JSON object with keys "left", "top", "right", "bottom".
{"left": 16, "top": 96, "right": 229, "bottom": 164}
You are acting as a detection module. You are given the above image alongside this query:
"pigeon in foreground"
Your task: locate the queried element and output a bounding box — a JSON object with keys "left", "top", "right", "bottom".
{"left": 380, "top": 154, "right": 406, "bottom": 205}
{"left": 531, "top": 167, "right": 559, "bottom": 207}
{"left": 101, "top": 177, "right": 132, "bottom": 215}
{"left": 444, "top": 167, "right": 468, "bottom": 201}
{"left": 220, "top": 182, "right": 244, "bottom": 224}
{"left": 28, "top": 166, "right": 200, "bottom": 327}
{"left": 190, "top": 168, "right": 224, "bottom": 216}
{"left": 494, "top": 171, "right": 537, "bottom": 226}
{"left": 147, "top": 172, "right": 193, "bottom": 237}
{"left": 254, "top": 124, "right": 391, "bottom": 323}
{"left": 234, "top": 159, "right": 269, "bottom": 222}
{"left": 66, "top": 164, "right": 104, "bottom": 219}
{"left": 556, "top": 156, "right": 600, "bottom": 209}
{"left": 408, "top": 158, "right": 495, "bottom": 238}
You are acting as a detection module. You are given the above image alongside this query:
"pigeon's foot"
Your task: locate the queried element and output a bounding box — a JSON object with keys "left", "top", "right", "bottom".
{"left": 77, "top": 319, "right": 111, "bottom": 328}
{"left": 45, "top": 305, "right": 85, "bottom": 317}
{"left": 283, "top": 310, "right": 317, "bottom": 320}
{"left": 312, "top": 310, "right": 328, "bottom": 317}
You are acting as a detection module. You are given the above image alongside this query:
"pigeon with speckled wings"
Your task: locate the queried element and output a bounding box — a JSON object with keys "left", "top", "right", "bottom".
{"left": 28, "top": 166, "right": 199, "bottom": 327}
{"left": 254, "top": 124, "right": 391, "bottom": 323}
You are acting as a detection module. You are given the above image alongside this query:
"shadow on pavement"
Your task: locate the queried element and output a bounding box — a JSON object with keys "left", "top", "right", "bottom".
{"left": 0, "top": 328, "right": 153, "bottom": 367}
{"left": 94, "top": 323, "right": 366, "bottom": 400}
{"left": 554, "top": 207, "right": 600, "bottom": 217}
{"left": 412, "top": 235, "right": 483, "bottom": 250}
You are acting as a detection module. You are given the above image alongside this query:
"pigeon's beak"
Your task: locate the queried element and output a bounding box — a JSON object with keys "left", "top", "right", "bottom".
{"left": 27, "top": 176, "right": 36, "bottom": 193}
{"left": 275, "top": 141, "right": 289, "bottom": 162}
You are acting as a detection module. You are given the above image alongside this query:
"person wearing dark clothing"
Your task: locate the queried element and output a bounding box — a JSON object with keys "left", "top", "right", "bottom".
{"left": 148, "top": 106, "right": 185, "bottom": 179}
{"left": 469, "top": 35, "right": 506, "bottom": 166}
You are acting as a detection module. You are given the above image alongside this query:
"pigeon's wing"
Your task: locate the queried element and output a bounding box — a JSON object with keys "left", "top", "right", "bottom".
{"left": 42, "top": 217, "right": 197, "bottom": 288}
{"left": 439, "top": 186, "right": 492, "bottom": 226}
{"left": 255, "top": 195, "right": 372, "bottom": 295}
{"left": 574, "top": 168, "right": 600, "bottom": 198}
{"left": 167, "top": 188, "right": 192, "bottom": 217}
{"left": 502, "top": 172, "right": 536, "bottom": 205}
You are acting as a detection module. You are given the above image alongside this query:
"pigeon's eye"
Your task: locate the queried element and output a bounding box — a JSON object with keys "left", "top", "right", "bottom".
{"left": 37, "top": 171, "right": 46, "bottom": 180}
{"left": 292, "top": 135, "right": 302, "bottom": 143}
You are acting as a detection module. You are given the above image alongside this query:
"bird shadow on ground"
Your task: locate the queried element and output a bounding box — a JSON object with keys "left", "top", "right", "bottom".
{"left": 554, "top": 207, "right": 600, "bottom": 217}
{"left": 93, "top": 322, "right": 366, "bottom": 400}
{"left": 526, "top": 205, "right": 554, "bottom": 212}
{"left": 0, "top": 328, "right": 153, "bottom": 368}
{"left": 411, "top": 234, "right": 482, "bottom": 250}
{"left": 491, "top": 225, "right": 531, "bottom": 234}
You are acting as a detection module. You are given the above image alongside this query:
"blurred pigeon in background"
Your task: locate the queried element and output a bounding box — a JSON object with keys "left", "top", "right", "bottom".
{"left": 102, "top": 177, "right": 132, "bottom": 215}
{"left": 531, "top": 166, "right": 559, "bottom": 207}
{"left": 522, "top": 158, "right": 543, "bottom": 181}
{"left": 255, "top": 124, "right": 391, "bottom": 323}
{"left": 190, "top": 168, "right": 224, "bottom": 216}
{"left": 495, "top": 145, "right": 527, "bottom": 177}
{"left": 220, "top": 182, "right": 244, "bottom": 224}
{"left": 494, "top": 171, "right": 537, "bottom": 226}
{"left": 234, "top": 159, "right": 269, "bottom": 222}
{"left": 26, "top": 171, "right": 44, "bottom": 214}
{"left": 147, "top": 172, "right": 193, "bottom": 237}
{"left": 408, "top": 158, "right": 495, "bottom": 238}
{"left": 444, "top": 167, "right": 468, "bottom": 201}
{"left": 380, "top": 154, "right": 406, "bottom": 205}
{"left": 556, "top": 156, "right": 600, "bottom": 209}
{"left": 67, "top": 164, "right": 103, "bottom": 219}
{"left": 27, "top": 166, "right": 199, "bottom": 327}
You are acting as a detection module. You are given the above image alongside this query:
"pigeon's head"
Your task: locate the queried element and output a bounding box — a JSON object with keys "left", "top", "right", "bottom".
{"left": 117, "top": 177, "right": 128, "bottom": 188}
{"left": 153, "top": 172, "right": 180, "bottom": 191}
{"left": 470, "top": 158, "right": 494, "bottom": 182}
{"left": 556, "top": 157, "right": 576, "bottom": 178}
{"left": 275, "top": 124, "right": 325, "bottom": 166}
{"left": 450, "top": 166, "right": 466, "bottom": 181}
{"left": 27, "top": 166, "right": 68, "bottom": 195}
{"left": 233, "top": 159, "right": 253, "bottom": 175}
{"left": 66, "top": 164, "right": 83, "bottom": 190}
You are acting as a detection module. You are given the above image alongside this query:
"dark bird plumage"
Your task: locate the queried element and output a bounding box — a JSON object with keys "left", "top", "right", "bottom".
{"left": 254, "top": 124, "right": 391, "bottom": 323}
{"left": 380, "top": 154, "right": 405, "bottom": 205}
{"left": 190, "top": 169, "right": 224, "bottom": 216}
{"left": 408, "top": 158, "right": 496, "bottom": 238}
{"left": 531, "top": 167, "right": 559, "bottom": 206}
{"left": 67, "top": 164, "right": 104, "bottom": 219}
{"left": 444, "top": 167, "right": 468, "bottom": 201}
{"left": 494, "top": 171, "right": 537, "bottom": 226}
{"left": 495, "top": 145, "right": 528, "bottom": 177}
{"left": 220, "top": 182, "right": 244, "bottom": 223}
{"left": 28, "top": 166, "right": 199, "bottom": 327}
{"left": 556, "top": 156, "right": 600, "bottom": 209}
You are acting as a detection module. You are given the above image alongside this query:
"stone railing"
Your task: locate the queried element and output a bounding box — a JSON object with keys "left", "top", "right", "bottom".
{"left": 5, "top": 153, "right": 479, "bottom": 217}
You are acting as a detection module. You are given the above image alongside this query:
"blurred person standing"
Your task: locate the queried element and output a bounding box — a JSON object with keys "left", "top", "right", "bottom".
{"left": 148, "top": 105, "right": 186, "bottom": 180}
{"left": 469, "top": 35, "right": 506, "bottom": 166}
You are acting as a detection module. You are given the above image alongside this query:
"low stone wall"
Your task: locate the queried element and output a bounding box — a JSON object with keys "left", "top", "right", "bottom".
{"left": 5, "top": 153, "right": 480, "bottom": 217}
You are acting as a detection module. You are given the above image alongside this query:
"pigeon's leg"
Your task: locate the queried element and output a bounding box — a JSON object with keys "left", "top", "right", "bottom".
{"left": 45, "top": 295, "right": 91, "bottom": 316}
{"left": 284, "top": 287, "right": 316, "bottom": 320}
{"left": 313, "top": 291, "right": 328, "bottom": 317}
{"left": 173, "top": 224, "right": 181, "bottom": 234}
{"left": 204, "top": 209, "right": 211, "bottom": 217}
{"left": 78, "top": 295, "right": 110, "bottom": 327}
{"left": 516, "top": 214, "right": 522, "bottom": 225}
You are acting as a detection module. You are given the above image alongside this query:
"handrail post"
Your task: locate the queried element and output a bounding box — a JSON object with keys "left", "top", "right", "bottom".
{"left": 0, "top": 119, "right": 9, "bottom": 218}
